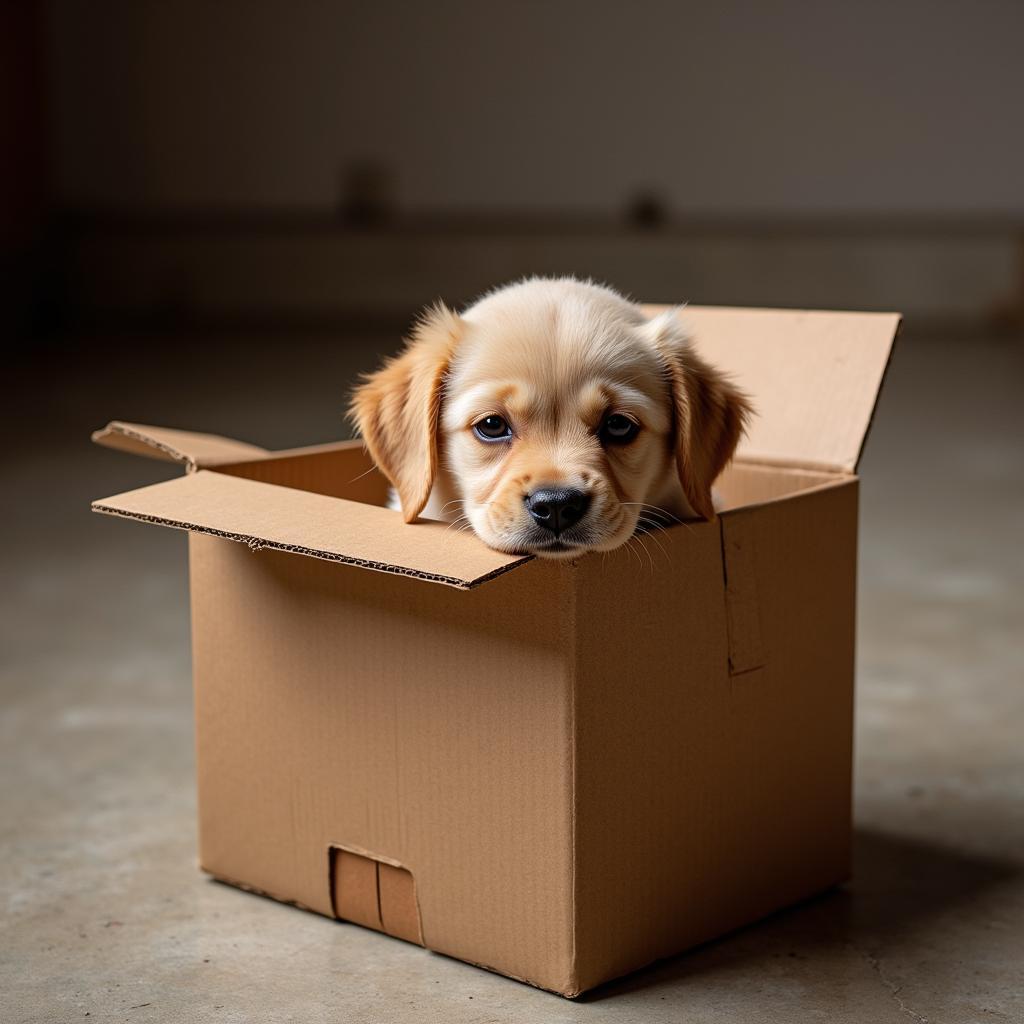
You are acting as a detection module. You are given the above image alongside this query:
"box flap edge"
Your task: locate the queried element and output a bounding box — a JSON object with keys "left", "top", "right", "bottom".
{"left": 91, "top": 420, "right": 270, "bottom": 469}
{"left": 91, "top": 472, "right": 532, "bottom": 590}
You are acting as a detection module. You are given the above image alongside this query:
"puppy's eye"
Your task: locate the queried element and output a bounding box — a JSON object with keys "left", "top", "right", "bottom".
{"left": 473, "top": 414, "right": 513, "bottom": 442}
{"left": 600, "top": 413, "right": 640, "bottom": 444}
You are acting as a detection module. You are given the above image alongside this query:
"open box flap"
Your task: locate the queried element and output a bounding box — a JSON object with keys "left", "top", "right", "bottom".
{"left": 91, "top": 420, "right": 269, "bottom": 470}
{"left": 642, "top": 306, "right": 901, "bottom": 473}
{"left": 92, "top": 470, "right": 530, "bottom": 589}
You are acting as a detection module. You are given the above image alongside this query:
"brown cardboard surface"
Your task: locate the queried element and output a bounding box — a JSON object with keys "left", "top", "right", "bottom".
{"left": 91, "top": 420, "right": 268, "bottom": 469}
{"left": 329, "top": 849, "right": 423, "bottom": 944}
{"left": 189, "top": 534, "right": 578, "bottom": 992}
{"left": 643, "top": 306, "right": 900, "bottom": 472}
{"left": 90, "top": 303, "right": 890, "bottom": 996}
{"left": 215, "top": 442, "right": 391, "bottom": 507}
{"left": 569, "top": 479, "right": 858, "bottom": 992}
{"left": 331, "top": 850, "right": 383, "bottom": 932}
{"left": 721, "top": 510, "right": 767, "bottom": 675}
{"left": 378, "top": 863, "right": 423, "bottom": 945}
{"left": 182, "top": 472, "right": 857, "bottom": 997}
{"left": 715, "top": 461, "right": 841, "bottom": 511}
{"left": 93, "top": 470, "right": 528, "bottom": 589}
{"left": 91, "top": 457, "right": 840, "bottom": 592}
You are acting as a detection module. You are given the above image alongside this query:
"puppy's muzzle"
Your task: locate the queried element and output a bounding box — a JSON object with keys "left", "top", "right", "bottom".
{"left": 524, "top": 488, "right": 591, "bottom": 535}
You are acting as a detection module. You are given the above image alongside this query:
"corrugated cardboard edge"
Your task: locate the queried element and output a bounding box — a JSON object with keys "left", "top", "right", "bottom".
{"left": 92, "top": 422, "right": 193, "bottom": 466}
{"left": 91, "top": 420, "right": 269, "bottom": 470}
{"left": 90, "top": 500, "right": 530, "bottom": 591}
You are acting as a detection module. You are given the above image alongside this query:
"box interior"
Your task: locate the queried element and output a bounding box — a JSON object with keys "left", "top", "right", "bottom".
{"left": 214, "top": 443, "right": 847, "bottom": 519}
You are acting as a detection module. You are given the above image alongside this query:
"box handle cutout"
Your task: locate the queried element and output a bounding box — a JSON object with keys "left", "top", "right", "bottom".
{"left": 329, "top": 847, "right": 423, "bottom": 946}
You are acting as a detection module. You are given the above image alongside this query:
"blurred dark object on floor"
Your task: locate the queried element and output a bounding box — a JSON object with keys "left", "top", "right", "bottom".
{"left": 338, "top": 159, "right": 396, "bottom": 228}
{"left": 626, "top": 190, "right": 669, "bottom": 229}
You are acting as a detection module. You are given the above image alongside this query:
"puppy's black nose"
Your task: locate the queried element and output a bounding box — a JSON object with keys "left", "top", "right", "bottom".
{"left": 525, "top": 488, "right": 591, "bottom": 534}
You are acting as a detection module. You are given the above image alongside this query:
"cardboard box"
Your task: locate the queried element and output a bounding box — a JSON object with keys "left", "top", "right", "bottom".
{"left": 91, "top": 305, "right": 899, "bottom": 997}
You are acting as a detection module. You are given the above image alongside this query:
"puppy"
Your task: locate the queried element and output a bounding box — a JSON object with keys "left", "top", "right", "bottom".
{"left": 351, "top": 277, "right": 751, "bottom": 558}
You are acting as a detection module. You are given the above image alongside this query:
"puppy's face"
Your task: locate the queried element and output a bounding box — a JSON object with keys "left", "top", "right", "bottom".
{"left": 440, "top": 305, "right": 674, "bottom": 557}
{"left": 351, "top": 280, "right": 750, "bottom": 559}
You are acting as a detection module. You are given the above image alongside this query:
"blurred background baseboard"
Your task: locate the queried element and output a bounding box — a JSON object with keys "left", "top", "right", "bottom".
{"left": 7, "top": 1, "right": 1024, "bottom": 343}
{"left": 55, "top": 212, "right": 1024, "bottom": 336}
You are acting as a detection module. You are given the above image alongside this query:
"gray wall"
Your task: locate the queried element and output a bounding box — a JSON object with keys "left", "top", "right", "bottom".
{"left": 46, "top": 0, "right": 1024, "bottom": 216}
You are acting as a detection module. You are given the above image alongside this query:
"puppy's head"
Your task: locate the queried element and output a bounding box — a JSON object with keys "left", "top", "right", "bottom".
{"left": 351, "top": 279, "right": 751, "bottom": 558}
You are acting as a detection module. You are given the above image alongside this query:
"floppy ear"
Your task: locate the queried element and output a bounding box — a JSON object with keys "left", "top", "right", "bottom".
{"left": 349, "top": 302, "right": 463, "bottom": 522}
{"left": 648, "top": 310, "right": 752, "bottom": 520}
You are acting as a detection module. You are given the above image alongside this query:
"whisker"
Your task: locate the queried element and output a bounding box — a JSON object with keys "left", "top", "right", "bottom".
{"left": 635, "top": 519, "right": 670, "bottom": 562}
{"left": 633, "top": 532, "right": 655, "bottom": 572}
{"left": 635, "top": 534, "right": 654, "bottom": 572}
{"left": 619, "top": 502, "right": 683, "bottom": 525}
{"left": 347, "top": 464, "right": 380, "bottom": 484}
{"left": 442, "top": 515, "right": 471, "bottom": 536}
{"left": 636, "top": 518, "right": 671, "bottom": 538}
{"left": 636, "top": 514, "right": 673, "bottom": 535}
{"left": 623, "top": 534, "right": 644, "bottom": 571}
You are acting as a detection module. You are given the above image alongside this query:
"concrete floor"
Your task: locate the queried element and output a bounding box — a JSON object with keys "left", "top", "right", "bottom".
{"left": 2, "top": 328, "right": 1022, "bottom": 1023}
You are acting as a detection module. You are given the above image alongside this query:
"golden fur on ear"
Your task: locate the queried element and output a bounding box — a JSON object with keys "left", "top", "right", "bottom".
{"left": 649, "top": 311, "right": 752, "bottom": 520}
{"left": 349, "top": 302, "right": 462, "bottom": 522}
